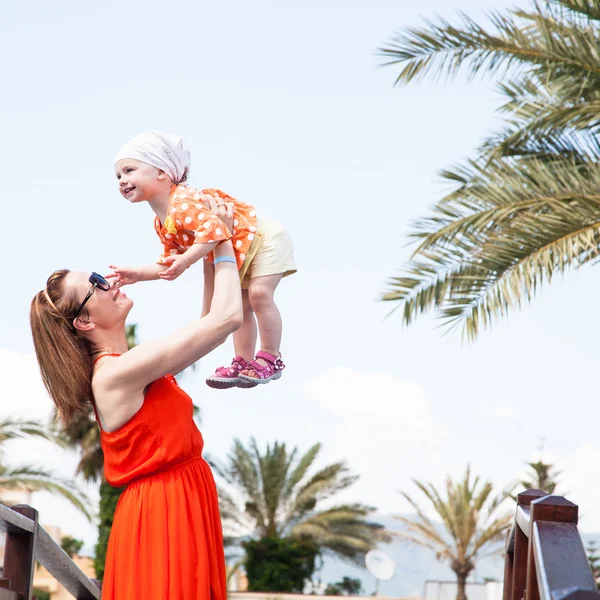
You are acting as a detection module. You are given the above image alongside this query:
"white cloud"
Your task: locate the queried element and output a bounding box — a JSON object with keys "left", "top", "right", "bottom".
{"left": 481, "top": 402, "right": 519, "bottom": 421}
{"left": 560, "top": 442, "right": 600, "bottom": 532}
{"left": 0, "top": 349, "right": 54, "bottom": 421}
{"left": 308, "top": 367, "right": 435, "bottom": 436}
{"left": 306, "top": 368, "right": 445, "bottom": 514}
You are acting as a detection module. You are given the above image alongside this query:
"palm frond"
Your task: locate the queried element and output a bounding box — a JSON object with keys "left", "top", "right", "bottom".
{"left": 380, "top": 0, "right": 600, "bottom": 339}
{"left": 254, "top": 440, "right": 290, "bottom": 536}
{"left": 230, "top": 438, "right": 267, "bottom": 530}
{"left": 485, "top": 73, "right": 600, "bottom": 160}
{"left": 554, "top": 0, "right": 600, "bottom": 21}
{"left": 379, "top": 5, "right": 600, "bottom": 86}
{"left": 397, "top": 467, "right": 511, "bottom": 575}
{"left": 215, "top": 438, "right": 384, "bottom": 565}
{"left": 383, "top": 155, "right": 600, "bottom": 339}
{"left": 468, "top": 514, "right": 513, "bottom": 559}
{"left": 0, "top": 464, "right": 91, "bottom": 520}
{"left": 290, "top": 504, "right": 388, "bottom": 564}
{"left": 282, "top": 444, "right": 319, "bottom": 501}
{"left": 52, "top": 408, "right": 104, "bottom": 483}
{"left": 393, "top": 531, "right": 451, "bottom": 557}
{"left": 0, "top": 417, "right": 62, "bottom": 447}
{"left": 395, "top": 513, "right": 452, "bottom": 552}
{"left": 286, "top": 463, "right": 357, "bottom": 524}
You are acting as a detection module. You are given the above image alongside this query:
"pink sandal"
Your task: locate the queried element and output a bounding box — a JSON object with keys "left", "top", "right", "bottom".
{"left": 238, "top": 351, "right": 285, "bottom": 385}
{"left": 206, "top": 356, "right": 258, "bottom": 389}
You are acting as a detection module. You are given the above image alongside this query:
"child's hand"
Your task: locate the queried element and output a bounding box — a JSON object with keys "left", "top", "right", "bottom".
{"left": 106, "top": 265, "right": 141, "bottom": 286}
{"left": 159, "top": 254, "right": 190, "bottom": 281}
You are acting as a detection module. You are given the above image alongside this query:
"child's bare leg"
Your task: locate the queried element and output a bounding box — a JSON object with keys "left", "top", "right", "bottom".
{"left": 233, "top": 289, "right": 258, "bottom": 359}
{"left": 246, "top": 274, "right": 284, "bottom": 371}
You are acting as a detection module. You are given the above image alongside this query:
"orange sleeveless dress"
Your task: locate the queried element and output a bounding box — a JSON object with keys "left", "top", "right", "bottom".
{"left": 94, "top": 355, "right": 227, "bottom": 600}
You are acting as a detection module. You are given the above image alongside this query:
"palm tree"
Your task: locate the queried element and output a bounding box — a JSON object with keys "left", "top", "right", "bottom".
{"left": 211, "top": 438, "right": 388, "bottom": 589}
{"left": 396, "top": 466, "right": 511, "bottom": 600}
{"left": 379, "top": 0, "right": 600, "bottom": 340}
{"left": 0, "top": 417, "right": 90, "bottom": 518}
{"left": 520, "top": 459, "right": 561, "bottom": 495}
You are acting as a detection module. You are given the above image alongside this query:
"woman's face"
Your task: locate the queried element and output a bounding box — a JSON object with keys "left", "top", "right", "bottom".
{"left": 64, "top": 271, "right": 133, "bottom": 329}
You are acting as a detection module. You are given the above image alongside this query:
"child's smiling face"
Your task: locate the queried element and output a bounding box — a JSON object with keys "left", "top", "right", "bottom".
{"left": 115, "top": 158, "right": 171, "bottom": 203}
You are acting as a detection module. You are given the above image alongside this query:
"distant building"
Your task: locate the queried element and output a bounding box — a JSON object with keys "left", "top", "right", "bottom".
{"left": 34, "top": 556, "right": 97, "bottom": 600}
{"left": 424, "top": 580, "right": 503, "bottom": 600}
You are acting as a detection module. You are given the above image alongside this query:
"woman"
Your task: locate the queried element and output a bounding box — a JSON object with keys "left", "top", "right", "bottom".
{"left": 30, "top": 201, "right": 242, "bottom": 599}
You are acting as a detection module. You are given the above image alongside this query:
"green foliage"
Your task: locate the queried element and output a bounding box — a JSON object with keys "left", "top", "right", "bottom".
{"left": 521, "top": 459, "right": 561, "bottom": 494}
{"left": 379, "top": 0, "right": 600, "bottom": 340}
{"left": 243, "top": 537, "right": 318, "bottom": 592}
{"left": 32, "top": 589, "right": 51, "bottom": 600}
{"left": 60, "top": 535, "right": 84, "bottom": 558}
{"left": 0, "top": 418, "right": 90, "bottom": 518}
{"left": 94, "top": 481, "right": 124, "bottom": 580}
{"left": 212, "top": 438, "right": 389, "bottom": 565}
{"left": 587, "top": 540, "right": 600, "bottom": 589}
{"left": 325, "top": 576, "right": 363, "bottom": 596}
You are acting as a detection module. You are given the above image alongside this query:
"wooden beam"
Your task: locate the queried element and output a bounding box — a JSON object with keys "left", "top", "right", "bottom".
{"left": 504, "top": 543, "right": 515, "bottom": 600}
{"left": 526, "top": 496, "right": 598, "bottom": 600}
{"left": 510, "top": 490, "right": 546, "bottom": 600}
{"left": 517, "top": 506, "right": 531, "bottom": 539}
{"left": 0, "top": 505, "right": 35, "bottom": 534}
{"left": 533, "top": 522, "right": 598, "bottom": 600}
{"left": 3, "top": 506, "right": 38, "bottom": 600}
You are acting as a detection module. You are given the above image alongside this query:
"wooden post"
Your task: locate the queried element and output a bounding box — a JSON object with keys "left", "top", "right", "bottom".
{"left": 511, "top": 490, "right": 546, "bottom": 600}
{"left": 3, "top": 505, "right": 38, "bottom": 600}
{"left": 525, "top": 495, "right": 578, "bottom": 600}
{"left": 504, "top": 527, "right": 515, "bottom": 600}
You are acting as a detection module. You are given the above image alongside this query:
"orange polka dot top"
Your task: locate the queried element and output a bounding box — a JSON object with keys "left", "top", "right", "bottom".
{"left": 154, "top": 184, "right": 259, "bottom": 277}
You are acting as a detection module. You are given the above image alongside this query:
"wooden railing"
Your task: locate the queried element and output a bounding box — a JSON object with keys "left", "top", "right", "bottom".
{"left": 0, "top": 504, "right": 101, "bottom": 600}
{"left": 504, "top": 489, "right": 599, "bottom": 600}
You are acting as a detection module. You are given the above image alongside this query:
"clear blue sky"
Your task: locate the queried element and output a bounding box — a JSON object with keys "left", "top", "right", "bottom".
{"left": 3, "top": 0, "right": 599, "bottom": 574}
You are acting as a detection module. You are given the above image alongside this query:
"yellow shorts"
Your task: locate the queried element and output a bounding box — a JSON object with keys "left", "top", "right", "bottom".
{"left": 241, "top": 216, "right": 297, "bottom": 289}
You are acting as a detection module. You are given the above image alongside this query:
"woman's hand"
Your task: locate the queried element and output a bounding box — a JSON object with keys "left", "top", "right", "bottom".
{"left": 207, "top": 196, "right": 234, "bottom": 232}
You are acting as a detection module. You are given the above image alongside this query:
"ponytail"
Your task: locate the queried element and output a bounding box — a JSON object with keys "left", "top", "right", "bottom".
{"left": 30, "top": 270, "right": 94, "bottom": 426}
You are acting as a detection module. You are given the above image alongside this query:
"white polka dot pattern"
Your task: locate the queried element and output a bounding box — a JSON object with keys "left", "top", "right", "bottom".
{"left": 154, "top": 185, "right": 258, "bottom": 270}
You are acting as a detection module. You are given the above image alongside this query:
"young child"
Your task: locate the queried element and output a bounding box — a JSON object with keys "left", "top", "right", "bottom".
{"left": 109, "top": 130, "right": 296, "bottom": 388}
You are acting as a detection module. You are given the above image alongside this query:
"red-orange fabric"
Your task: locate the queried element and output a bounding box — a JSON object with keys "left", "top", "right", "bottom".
{"left": 95, "top": 357, "right": 226, "bottom": 599}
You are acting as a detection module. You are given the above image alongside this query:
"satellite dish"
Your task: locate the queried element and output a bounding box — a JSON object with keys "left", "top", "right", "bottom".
{"left": 366, "top": 549, "right": 395, "bottom": 595}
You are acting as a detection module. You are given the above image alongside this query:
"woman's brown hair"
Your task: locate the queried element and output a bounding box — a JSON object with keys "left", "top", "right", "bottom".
{"left": 30, "top": 270, "right": 94, "bottom": 426}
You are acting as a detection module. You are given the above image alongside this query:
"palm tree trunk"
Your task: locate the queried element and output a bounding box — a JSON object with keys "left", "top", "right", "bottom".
{"left": 455, "top": 571, "right": 468, "bottom": 600}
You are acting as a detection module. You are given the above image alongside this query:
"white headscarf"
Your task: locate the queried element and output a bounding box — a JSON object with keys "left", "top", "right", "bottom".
{"left": 115, "top": 130, "right": 191, "bottom": 184}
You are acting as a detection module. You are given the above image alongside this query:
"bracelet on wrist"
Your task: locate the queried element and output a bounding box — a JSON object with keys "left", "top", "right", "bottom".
{"left": 214, "top": 255, "right": 237, "bottom": 265}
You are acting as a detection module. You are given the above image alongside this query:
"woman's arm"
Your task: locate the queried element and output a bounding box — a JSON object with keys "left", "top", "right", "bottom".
{"left": 97, "top": 204, "right": 242, "bottom": 395}
{"left": 201, "top": 260, "right": 215, "bottom": 318}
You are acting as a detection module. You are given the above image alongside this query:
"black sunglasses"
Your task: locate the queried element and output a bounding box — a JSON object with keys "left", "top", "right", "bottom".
{"left": 73, "top": 272, "right": 111, "bottom": 320}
